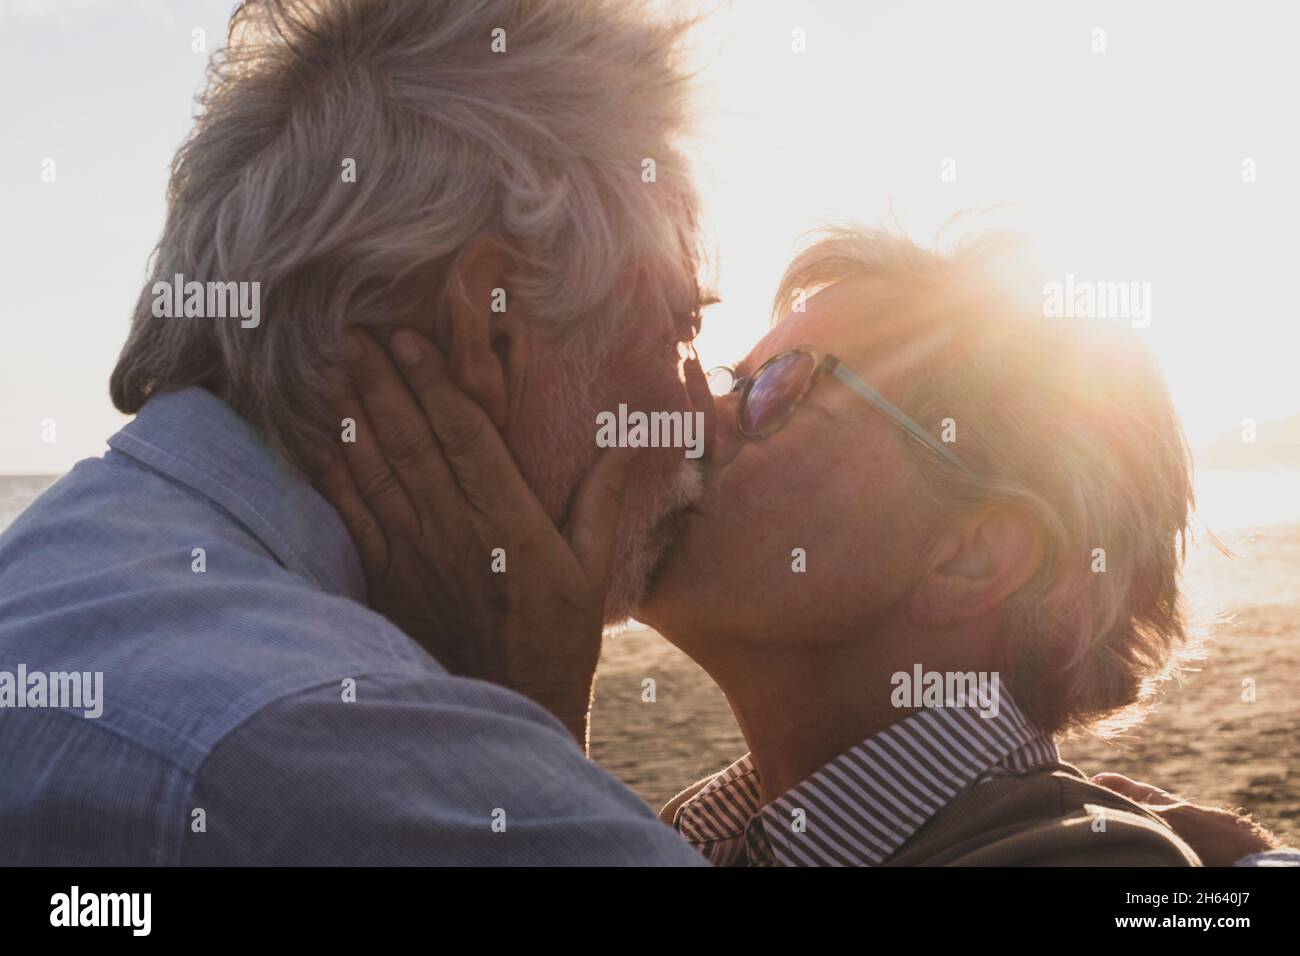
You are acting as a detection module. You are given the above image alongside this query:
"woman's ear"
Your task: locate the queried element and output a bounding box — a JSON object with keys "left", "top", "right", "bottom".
{"left": 908, "top": 506, "right": 1044, "bottom": 626}
{"left": 446, "top": 237, "right": 514, "bottom": 427}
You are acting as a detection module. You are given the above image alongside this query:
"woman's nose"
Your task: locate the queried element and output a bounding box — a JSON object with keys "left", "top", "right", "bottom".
{"left": 681, "top": 349, "right": 716, "bottom": 457}
{"left": 681, "top": 350, "right": 743, "bottom": 467}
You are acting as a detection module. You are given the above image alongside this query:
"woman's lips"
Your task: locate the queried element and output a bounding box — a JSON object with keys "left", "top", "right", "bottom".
{"left": 683, "top": 499, "right": 712, "bottom": 519}
{"left": 682, "top": 473, "right": 721, "bottom": 519}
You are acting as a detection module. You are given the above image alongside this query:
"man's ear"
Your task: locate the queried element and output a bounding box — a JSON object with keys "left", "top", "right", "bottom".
{"left": 907, "top": 506, "right": 1044, "bottom": 626}
{"left": 445, "top": 237, "right": 514, "bottom": 427}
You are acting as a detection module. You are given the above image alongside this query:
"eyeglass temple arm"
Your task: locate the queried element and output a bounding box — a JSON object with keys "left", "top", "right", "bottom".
{"left": 828, "top": 362, "right": 976, "bottom": 477}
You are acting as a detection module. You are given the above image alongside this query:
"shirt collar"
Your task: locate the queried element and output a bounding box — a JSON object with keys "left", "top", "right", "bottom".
{"left": 106, "top": 386, "right": 366, "bottom": 602}
{"left": 675, "top": 691, "right": 1059, "bottom": 867}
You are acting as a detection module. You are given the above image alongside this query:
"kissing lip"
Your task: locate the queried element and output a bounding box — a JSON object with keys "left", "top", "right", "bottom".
{"left": 682, "top": 468, "right": 725, "bottom": 519}
{"left": 683, "top": 496, "right": 714, "bottom": 519}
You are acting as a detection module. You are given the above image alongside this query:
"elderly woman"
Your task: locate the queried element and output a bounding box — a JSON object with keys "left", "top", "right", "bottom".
{"left": 637, "top": 227, "right": 1201, "bottom": 865}
{"left": 323, "top": 225, "right": 1213, "bottom": 866}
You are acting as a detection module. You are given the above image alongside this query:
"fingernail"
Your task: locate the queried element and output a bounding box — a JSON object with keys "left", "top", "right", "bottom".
{"left": 342, "top": 332, "right": 363, "bottom": 363}
{"left": 391, "top": 330, "right": 423, "bottom": 367}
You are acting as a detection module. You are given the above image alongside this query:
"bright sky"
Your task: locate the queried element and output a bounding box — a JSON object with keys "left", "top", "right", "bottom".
{"left": 2, "top": 0, "right": 1299, "bottom": 475}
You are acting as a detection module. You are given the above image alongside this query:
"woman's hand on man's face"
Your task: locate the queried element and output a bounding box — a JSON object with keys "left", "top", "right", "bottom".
{"left": 311, "top": 327, "right": 638, "bottom": 750}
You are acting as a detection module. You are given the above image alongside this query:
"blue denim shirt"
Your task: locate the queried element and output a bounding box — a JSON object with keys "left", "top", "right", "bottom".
{"left": 0, "top": 387, "right": 705, "bottom": 866}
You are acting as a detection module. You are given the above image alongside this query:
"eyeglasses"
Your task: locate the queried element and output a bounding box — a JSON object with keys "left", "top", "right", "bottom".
{"left": 706, "top": 346, "right": 977, "bottom": 477}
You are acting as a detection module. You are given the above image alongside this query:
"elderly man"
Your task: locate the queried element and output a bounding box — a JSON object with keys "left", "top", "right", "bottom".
{"left": 0, "top": 0, "right": 711, "bottom": 865}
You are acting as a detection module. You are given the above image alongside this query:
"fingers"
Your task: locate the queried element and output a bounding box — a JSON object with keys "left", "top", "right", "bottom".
{"left": 563, "top": 445, "right": 639, "bottom": 586}
{"left": 333, "top": 381, "right": 424, "bottom": 539}
{"left": 312, "top": 443, "right": 389, "bottom": 575}
{"left": 385, "top": 329, "right": 547, "bottom": 529}
{"left": 343, "top": 331, "right": 458, "bottom": 534}
{"left": 1091, "top": 773, "right": 1182, "bottom": 807}
{"left": 447, "top": 317, "right": 509, "bottom": 429}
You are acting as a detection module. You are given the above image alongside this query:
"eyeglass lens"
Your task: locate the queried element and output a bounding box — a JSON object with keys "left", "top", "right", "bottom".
{"left": 741, "top": 350, "right": 817, "bottom": 436}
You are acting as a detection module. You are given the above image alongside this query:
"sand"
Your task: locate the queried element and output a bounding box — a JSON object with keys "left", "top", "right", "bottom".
{"left": 3, "top": 476, "right": 1296, "bottom": 846}
{"left": 591, "top": 523, "right": 1300, "bottom": 845}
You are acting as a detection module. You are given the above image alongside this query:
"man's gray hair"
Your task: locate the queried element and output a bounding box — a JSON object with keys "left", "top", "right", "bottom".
{"left": 111, "top": 0, "right": 703, "bottom": 470}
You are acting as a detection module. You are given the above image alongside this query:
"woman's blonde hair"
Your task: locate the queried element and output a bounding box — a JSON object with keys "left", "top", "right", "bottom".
{"left": 774, "top": 223, "right": 1204, "bottom": 736}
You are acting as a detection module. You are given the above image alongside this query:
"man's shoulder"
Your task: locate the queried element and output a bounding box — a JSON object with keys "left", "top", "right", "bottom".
{"left": 0, "top": 455, "right": 708, "bottom": 865}
{"left": 0, "top": 453, "right": 435, "bottom": 767}
{"left": 181, "top": 669, "right": 707, "bottom": 865}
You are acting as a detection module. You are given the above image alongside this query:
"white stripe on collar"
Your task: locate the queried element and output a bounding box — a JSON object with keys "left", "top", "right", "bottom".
{"left": 674, "top": 692, "right": 1059, "bottom": 866}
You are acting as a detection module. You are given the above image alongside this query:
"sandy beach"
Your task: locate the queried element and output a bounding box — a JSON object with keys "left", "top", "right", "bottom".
{"left": 592, "top": 521, "right": 1300, "bottom": 845}
{"left": 3, "top": 474, "right": 1297, "bottom": 846}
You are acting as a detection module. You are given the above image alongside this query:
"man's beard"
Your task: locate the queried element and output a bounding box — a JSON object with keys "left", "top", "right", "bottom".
{"left": 602, "top": 457, "right": 703, "bottom": 626}
{"left": 523, "top": 352, "right": 703, "bottom": 626}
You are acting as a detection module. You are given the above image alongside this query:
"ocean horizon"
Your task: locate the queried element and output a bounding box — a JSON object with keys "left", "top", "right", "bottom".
{"left": 7, "top": 467, "right": 1300, "bottom": 539}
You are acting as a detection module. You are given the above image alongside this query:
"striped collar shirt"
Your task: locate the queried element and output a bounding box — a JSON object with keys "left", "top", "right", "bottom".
{"left": 672, "top": 692, "right": 1059, "bottom": 867}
